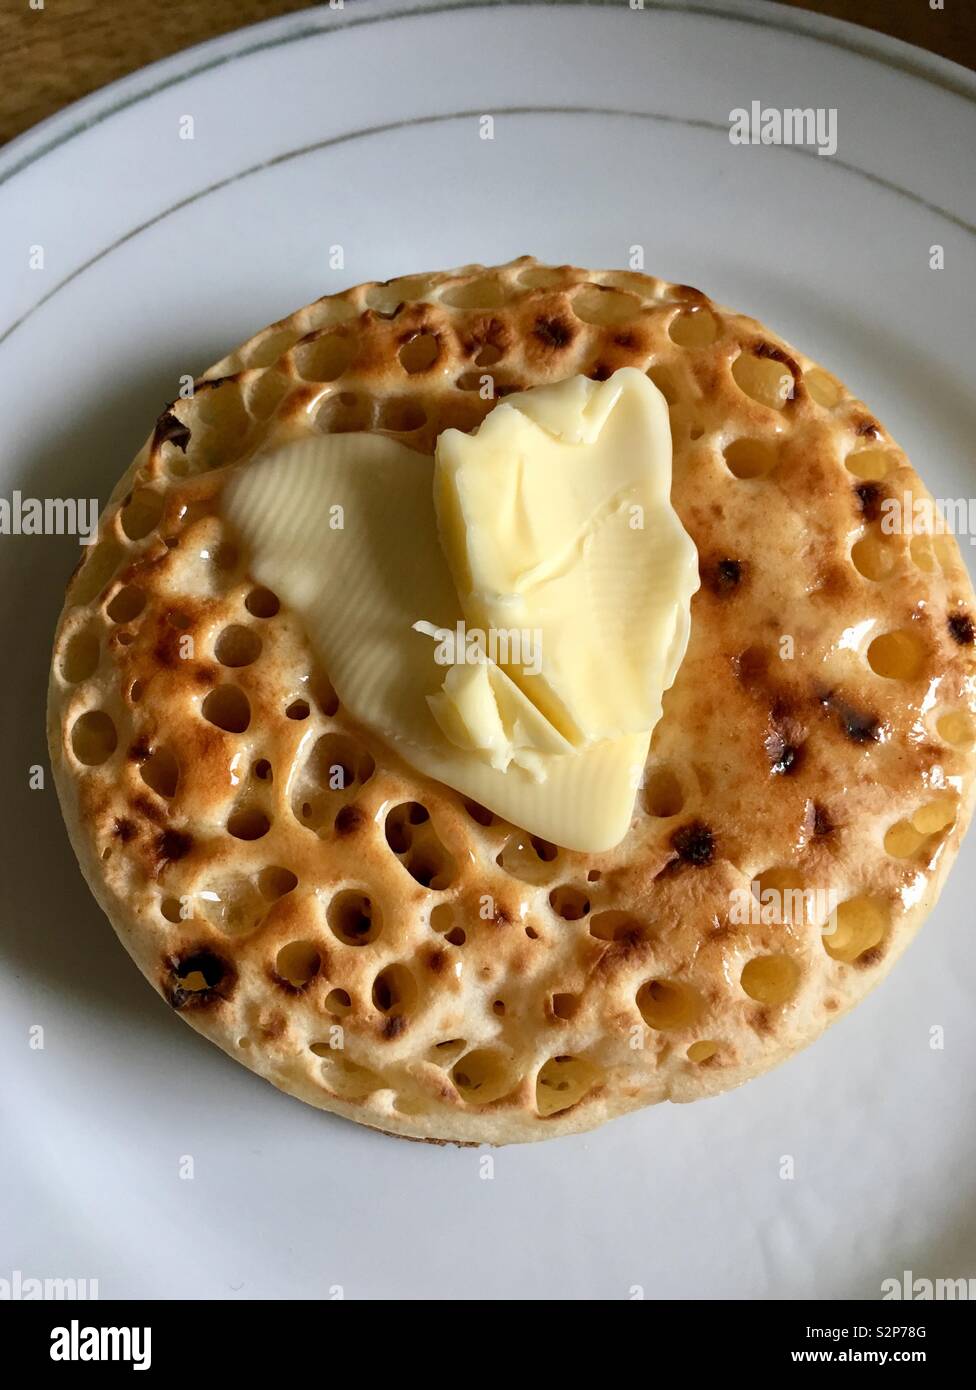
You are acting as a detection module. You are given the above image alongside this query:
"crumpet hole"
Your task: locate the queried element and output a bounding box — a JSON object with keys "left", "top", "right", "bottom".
{"left": 912, "top": 797, "right": 959, "bottom": 835}
{"left": 851, "top": 534, "right": 895, "bottom": 581}
{"left": 724, "top": 437, "right": 778, "bottom": 479}
{"left": 372, "top": 964, "right": 416, "bottom": 1017}
{"left": 258, "top": 866, "right": 298, "bottom": 899}
{"left": 429, "top": 904, "right": 455, "bottom": 934}
{"left": 227, "top": 808, "right": 270, "bottom": 840}
{"left": 314, "top": 1054, "right": 382, "bottom": 1098}
{"left": 643, "top": 766, "right": 684, "bottom": 817}
{"left": 120, "top": 488, "right": 164, "bottom": 540}
{"left": 247, "top": 328, "right": 301, "bottom": 368}
{"left": 572, "top": 284, "right": 637, "bottom": 326}
{"left": 805, "top": 369, "right": 842, "bottom": 408}
{"left": 867, "top": 630, "right": 926, "bottom": 680}
{"left": 823, "top": 897, "right": 887, "bottom": 963}
{"left": 883, "top": 820, "right": 927, "bottom": 858}
{"left": 442, "top": 278, "right": 505, "bottom": 310}
{"left": 61, "top": 630, "right": 99, "bottom": 683}
{"left": 496, "top": 833, "right": 560, "bottom": 885}
{"left": 846, "top": 447, "right": 896, "bottom": 480}
{"left": 106, "top": 585, "right": 146, "bottom": 623}
{"left": 937, "top": 709, "right": 975, "bottom": 749}
{"left": 637, "top": 978, "right": 702, "bottom": 1030}
{"left": 668, "top": 308, "right": 718, "bottom": 347}
{"left": 71, "top": 542, "right": 122, "bottom": 606}
{"left": 536, "top": 1055, "right": 599, "bottom": 1116}
{"left": 687, "top": 1040, "right": 719, "bottom": 1063}
{"left": 731, "top": 352, "right": 793, "bottom": 409}
{"left": 214, "top": 624, "right": 261, "bottom": 667}
{"left": 294, "top": 332, "right": 355, "bottom": 381}
{"left": 275, "top": 941, "right": 320, "bottom": 987}
{"left": 378, "top": 398, "right": 427, "bottom": 433}
{"left": 398, "top": 333, "right": 439, "bottom": 373}
{"left": 551, "top": 992, "right": 579, "bottom": 1020}
{"left": 324, "top": 988, "right": 351, "bottom": 1015}
{"left": 245, "top": 586, "right": 279, "bottom": 618}
{"left": 740, "top": 954, "right": 800, "bottom": 1005}
{"left": 474, "top": 343, "right": 503, "bottom": 367}
{"left": 451, "top": 1049, "right": 515, "bottom": 1103}
{"left": 549, "top": 886, "right": 590, "bottom": 920}
{"left": 70, "top": 710, "right": 117, "bottom": 765}
{"left": 141, "top": 747, "right": 179, "bottom": 799}
{"left": 589, "top": 910, "right": 647, "bottom": 943}
{"left": 328, "top": 890, "right": 379, "bottom": 946}
{"left": 202, "top": 685, "right": 251, "bottom": 733}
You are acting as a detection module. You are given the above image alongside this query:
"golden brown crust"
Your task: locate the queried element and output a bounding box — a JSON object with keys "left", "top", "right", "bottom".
{"left": 48, "top": 258, "right": 976, "bottom": 1143}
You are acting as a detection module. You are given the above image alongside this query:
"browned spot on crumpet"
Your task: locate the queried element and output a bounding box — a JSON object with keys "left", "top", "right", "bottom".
{"left": 670, "top": 821, "right": 715, "bottom": 867}
{"left": 384, "top": 1014, "right": 407, "bottom": 1040}
{"left": 156, "top": 828, "right": 192, "bottom": 866}
{"left": 128, "top": 738, "right": 151, "bottom": 763}
{"left": 854, "top": 417, "right": 881, "bottom": 439}
{"left": 703, "top": 558, "right": 744, "bottom": 595}
{"left": 765, "top": 725, "right": 804, "bottom": 776}
{"left": 163, "top": 947, "right": 235, "bottom": 1010}
{"left": 334, "top": 805, "right": 366, "bottom": 835}
{"left": 820, "top": 691, "right": 882, "bottom": 745}
{"left": 152, "top": 407, "right": 190, "bottom": 453}
{"left": 533, "top": 315, "right": 574, "bottom": 349}
{"left": 425, "top": 948, "right": 447, "bottom": 974}
{"left": 750, "top": 1006, "right": 774, "bottom": 1036}
{"left": 855, "top": 481, "right": 884, "bottom": 521}
{"left": 948, "top": 613, "right": 975, "bottom": 646}
{"left": 133, "top": 795, "right": 164, "bottom": 824}
{"left": 811, "top": 802, "right": 835, "bottom": 837}
{"left": 708, "top": 921, "right": 740, "bottom": 946}
{"left": 259, "top": 1011, "right": 286, "bottom": 1039}
{"left": 735, "top": 645, "right": 769, "bottom": 690}
{"left": 113, "top": 817, "right": 136, "bottom": 843}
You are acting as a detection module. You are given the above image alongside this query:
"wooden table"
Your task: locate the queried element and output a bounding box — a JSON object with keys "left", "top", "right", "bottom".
{"left": 1, "top": 0, "right": 973, "bottom": 147}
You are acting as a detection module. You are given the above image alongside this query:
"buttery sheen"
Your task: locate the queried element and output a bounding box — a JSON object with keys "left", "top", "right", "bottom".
{"left": 224, "top": 369, "right": 698, "bottom": 851}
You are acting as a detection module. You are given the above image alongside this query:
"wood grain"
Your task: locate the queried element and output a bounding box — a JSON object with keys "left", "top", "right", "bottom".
{"left": 0, "top": 1, "right": 973, "bottom": 147}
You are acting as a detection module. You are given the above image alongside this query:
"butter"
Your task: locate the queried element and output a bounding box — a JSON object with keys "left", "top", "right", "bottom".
{"left": 434, "top": 369, "right": 695, "bottom": 746}
{"left": 224, "top": 369, "right": 698, "bottom": 851}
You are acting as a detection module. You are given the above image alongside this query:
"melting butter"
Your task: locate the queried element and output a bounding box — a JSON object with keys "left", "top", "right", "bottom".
{"left": 223, "top": 369, "right": 698, "bottom": 851}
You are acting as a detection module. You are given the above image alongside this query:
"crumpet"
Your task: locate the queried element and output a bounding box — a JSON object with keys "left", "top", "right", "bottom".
{"left": 48, "top": 259, "right": 976, "bottom": 1144}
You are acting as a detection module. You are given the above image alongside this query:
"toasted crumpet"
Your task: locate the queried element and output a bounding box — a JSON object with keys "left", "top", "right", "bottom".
{"left": 48, "top": 259, "right": 976, "bottom": 1144}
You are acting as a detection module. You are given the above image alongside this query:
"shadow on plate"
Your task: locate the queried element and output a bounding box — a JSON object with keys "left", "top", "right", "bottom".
{"left": 0, "top": 350, "right": 215, "bottom": 1030}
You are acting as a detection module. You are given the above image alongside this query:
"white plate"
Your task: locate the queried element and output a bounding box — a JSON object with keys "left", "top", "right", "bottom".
{"left": 2, "top": 0, "right": 975, "bottom": 1301}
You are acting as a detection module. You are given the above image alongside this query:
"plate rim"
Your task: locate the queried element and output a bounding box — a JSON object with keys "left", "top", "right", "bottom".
{"left": 2, "top": 0, "right": 974, "bottom": 191}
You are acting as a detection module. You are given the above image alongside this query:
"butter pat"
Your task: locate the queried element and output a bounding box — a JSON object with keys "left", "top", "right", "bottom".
{"left": 434, "top": 368, "right": 696, "bottom": 745}
{"left": 223, "top": 369, "right": 698, "bottom": 851}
